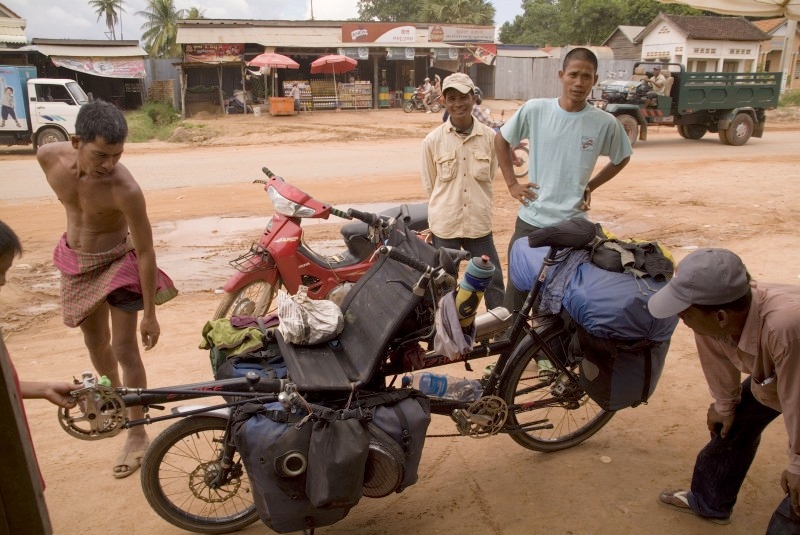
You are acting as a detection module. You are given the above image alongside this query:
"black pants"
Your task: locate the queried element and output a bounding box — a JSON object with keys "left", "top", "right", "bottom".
{"left": 502, "top": 217, "right": 541, "bottom": 314}
{"left": 431, "top": 233, "right": 505, "bottom": 310}
{"left": 688, "top": 377, "right": 800, "bottom": 533}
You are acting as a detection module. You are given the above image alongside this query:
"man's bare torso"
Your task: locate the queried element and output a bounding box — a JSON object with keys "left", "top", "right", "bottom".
{"left": 39, "top": 141, "right": 137, "bottom": 253}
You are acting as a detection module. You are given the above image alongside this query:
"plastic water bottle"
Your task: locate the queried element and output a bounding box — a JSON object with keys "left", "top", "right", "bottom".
{"left": 405, "top": 372, "right": 483, "bottom": 401}
{"left": 454, "top": 255, "right": 495, "bottom": 328}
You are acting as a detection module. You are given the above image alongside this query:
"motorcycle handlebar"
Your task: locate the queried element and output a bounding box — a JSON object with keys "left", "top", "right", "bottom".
{"left": 347, "top": 208, "right": 380, "bottom": 227}
{"left": 379, "top": 245, "right": 431, "bottom": 273}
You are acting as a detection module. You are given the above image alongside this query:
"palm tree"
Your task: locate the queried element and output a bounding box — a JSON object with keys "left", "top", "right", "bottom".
{"left": 137, "top": 0, "right": 187, "bottom": 58}
{"left": 419, "top": 0, "right": 495, "bottom": 25}
{"left": 89, "top": 0, "right": 125, "bottom": 40}
{"left": 185, "top": 6, "right": 206, "bottom": 20}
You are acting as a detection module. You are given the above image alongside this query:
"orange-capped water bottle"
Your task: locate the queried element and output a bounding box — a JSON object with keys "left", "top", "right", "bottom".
{"left": 454, "top": 255, "right": 495, "bottom": 328}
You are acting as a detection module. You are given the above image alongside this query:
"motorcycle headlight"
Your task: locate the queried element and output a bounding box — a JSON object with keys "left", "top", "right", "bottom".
{"left": 268, "top": 185, "right": 316, "bottom": 217}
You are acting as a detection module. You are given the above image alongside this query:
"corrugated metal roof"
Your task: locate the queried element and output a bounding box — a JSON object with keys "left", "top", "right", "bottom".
{"left": 0, "top": 33, "right": 26, "bottom": 44}
{"left": 18, "top": 43, "right": 147, "bottom": 57}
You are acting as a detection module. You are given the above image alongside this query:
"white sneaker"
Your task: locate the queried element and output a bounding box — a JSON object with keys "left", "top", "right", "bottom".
{"left": 426, "top": 110, "right": 431, "bottom": 114}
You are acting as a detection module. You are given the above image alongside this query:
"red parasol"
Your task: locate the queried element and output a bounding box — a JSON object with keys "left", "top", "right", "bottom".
{"left": 310, "top": 54, "right": 358, "bottom": 108}
{"left": 248, "top": 53, "right": 300, "bottom": 98}
{"left": 248, "top": 52, "right": 300, "bottom": 69}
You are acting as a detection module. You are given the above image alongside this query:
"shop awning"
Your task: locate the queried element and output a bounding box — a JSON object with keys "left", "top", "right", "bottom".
{"left": 18, "top": 43, "right": 148, "bottom": 78}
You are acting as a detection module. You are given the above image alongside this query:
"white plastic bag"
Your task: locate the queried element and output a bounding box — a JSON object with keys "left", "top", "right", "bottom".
{"left": 277, "top": 286, "right": 344, "bottom": 345}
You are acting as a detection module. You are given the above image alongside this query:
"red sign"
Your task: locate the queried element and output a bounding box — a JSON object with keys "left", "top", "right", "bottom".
{"left": 184, "top": 44, "right": 244, "bottom": 64}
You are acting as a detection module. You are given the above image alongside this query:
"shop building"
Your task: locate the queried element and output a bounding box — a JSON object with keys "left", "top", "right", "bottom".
{"left": 175, "top": 20, "right": 501, "bottom": 116}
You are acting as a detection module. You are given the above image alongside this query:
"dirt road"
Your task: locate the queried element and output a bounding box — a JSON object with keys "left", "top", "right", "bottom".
{"left": 2, "top": 106, "right": 800, "bottom": 535}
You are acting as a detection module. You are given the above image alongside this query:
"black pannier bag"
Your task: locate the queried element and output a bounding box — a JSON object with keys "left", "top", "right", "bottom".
{"left": 572, "top": 322, "right": 669, "bottom": 411}
{"left": 232, "top": 401, "right": 364, "bottom": 533}
{"left": 231, "top": 389, "right": 430, "bottom": 533}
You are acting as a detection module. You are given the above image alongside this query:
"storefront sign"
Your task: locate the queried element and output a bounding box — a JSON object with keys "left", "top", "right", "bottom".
{"left": 433, "top": 48, "right": 460, "bottom": 61}
{"left": 386, "top": 47, "right": 416, "bottom": 61}
{"left": 51, "top": 57, "right": 146, "bottom": 78}
{"left": 184, "top": 44, "right": 244, "bottom": 63}
{"left": 342, "top": 23, "right": 416, "bottom": 44}
{"left": 338, "top": 47, "right": 370, "bottom": 60}
{"left": 428, "top": 25, "right": 495, "bottom": 44}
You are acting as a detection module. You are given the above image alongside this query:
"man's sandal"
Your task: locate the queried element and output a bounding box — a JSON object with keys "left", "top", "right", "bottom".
{"left": 658, "top": 489, "right": 732, "bottom": 525}
{"left": 113, "top": 449, "right": 147, "bottom": 479}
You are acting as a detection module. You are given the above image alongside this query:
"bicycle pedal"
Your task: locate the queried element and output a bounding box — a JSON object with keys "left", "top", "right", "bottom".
{"left": 450, "top": 409, "right": 471, "bottom": 436}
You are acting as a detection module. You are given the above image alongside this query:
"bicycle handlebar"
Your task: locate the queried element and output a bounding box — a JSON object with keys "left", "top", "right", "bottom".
{"left": 379, "top": 245, "right": 431, "bottom": 273}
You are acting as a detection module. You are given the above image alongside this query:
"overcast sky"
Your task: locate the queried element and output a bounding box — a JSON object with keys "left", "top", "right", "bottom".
{"left": 5, "top": 0, "right": 523, "bottom": 41}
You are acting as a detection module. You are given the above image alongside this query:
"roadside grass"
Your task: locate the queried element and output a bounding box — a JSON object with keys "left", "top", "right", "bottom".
{"left": 779, "top": 89, "right": 800, "bottom": 107}
{"left": 125, "top": 102, "right": 198, "bottom": 142}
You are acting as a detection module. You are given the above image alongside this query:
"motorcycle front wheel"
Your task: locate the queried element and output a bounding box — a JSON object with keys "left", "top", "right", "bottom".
{"left": 402, "top": 100, "right": 415, "bottom": 113}
{"left": 500, "top": 334, "right": 614, "bottom": 452}
{"left": 214, "top": 279, "right": 282, "bottom": 320}
{"left": 141, "top": 416, "right": 258, "bottom": 534}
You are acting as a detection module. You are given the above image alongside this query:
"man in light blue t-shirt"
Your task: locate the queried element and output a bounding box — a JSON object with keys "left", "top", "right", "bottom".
{"left": 495, "top": 47, "right": 633, "bottom": 314}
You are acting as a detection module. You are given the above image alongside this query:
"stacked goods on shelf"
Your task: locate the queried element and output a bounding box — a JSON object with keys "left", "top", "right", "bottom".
{"left": 339, "top": 81, "right": 372, "bottom": 109}
{"left": 310, "top": 79, "right": 337, "bottom": 110}
{"left": 282, "top": 81, "right": 312, "bottom": 109}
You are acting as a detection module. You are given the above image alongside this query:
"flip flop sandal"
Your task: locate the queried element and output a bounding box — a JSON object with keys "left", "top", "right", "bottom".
{"left": 658, "top": 489, "right": 732, "bottom": 525}
{"left": 113, "top": 449, "right": 147, "bottom": 479}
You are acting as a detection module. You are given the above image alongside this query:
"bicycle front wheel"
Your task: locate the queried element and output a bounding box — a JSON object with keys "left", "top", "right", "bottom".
{"left": 500, "top": 335, "right": 614, "bottom": 452}
{"left": 141, "top": 416, "right": 258, "bottom": 534}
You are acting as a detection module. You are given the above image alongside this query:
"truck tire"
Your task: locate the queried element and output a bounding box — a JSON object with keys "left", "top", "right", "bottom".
{"left": 37, "top": 127, "right": 68, "bottom": 147}
{"left": 616, "top": 114, "right": 638, "bottom": 146}
{"left": 722, "top": 113, "right": 754, "bottom": 146}
{"left": 677, "top": 124, "right": 707, "bottom": 140}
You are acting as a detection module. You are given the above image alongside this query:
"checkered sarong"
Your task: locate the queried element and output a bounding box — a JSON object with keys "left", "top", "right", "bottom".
{"left": 52, "top": 233, "right": 178, "bottom": 327}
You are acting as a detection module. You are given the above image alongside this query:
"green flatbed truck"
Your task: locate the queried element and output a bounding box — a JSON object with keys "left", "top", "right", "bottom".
{"left": 590, "top": 62, "right": 782, "bottom": 146}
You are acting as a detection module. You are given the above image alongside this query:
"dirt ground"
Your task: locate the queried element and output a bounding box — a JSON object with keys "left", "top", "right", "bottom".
{"left": 2, "top": 101, "right": 800, "bottom": 535}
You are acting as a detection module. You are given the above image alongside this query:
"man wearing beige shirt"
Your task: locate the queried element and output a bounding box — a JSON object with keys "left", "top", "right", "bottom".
{"left": 649, "top": 248, "right": 800, "bottom": 532}
{"left": 421, "top": 72, "right": 504, "bottom": 309}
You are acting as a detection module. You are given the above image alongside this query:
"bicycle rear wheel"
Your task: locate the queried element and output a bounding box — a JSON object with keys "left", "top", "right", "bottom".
{"left": 141, "top": 416, "right": 258, "bottom": 534}
{"left": 500, "top": 333, "right": 614, "bottom": 452}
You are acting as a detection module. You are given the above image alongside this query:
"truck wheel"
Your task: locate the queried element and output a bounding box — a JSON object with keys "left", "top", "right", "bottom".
{"left": 616, "top": 115, "right": 638, "bottom": 146}
{"left": 677, "top": 125, "right": 707, "bottom": 140}
{"left": 37, "top": 127, "right": 68, "bottom": 147}
{"left": 723, "top": 113, "right": 754, "bottom": 146}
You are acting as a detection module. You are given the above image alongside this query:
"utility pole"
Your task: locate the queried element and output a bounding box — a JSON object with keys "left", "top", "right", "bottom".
{"left": 310, "top": 0, "right": 315, "bottom": 21}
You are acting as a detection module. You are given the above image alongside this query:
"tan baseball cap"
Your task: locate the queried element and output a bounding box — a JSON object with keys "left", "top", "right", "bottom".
{"left": 442, "top": 73, "right": 475, "bottom": 94}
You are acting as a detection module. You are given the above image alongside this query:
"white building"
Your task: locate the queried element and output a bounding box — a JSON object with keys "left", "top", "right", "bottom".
{"left": 637, "top": 14, "right": 769, "bottom": 73}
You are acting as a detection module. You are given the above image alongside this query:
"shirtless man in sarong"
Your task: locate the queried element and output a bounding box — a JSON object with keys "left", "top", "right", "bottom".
{"left": 38, "top": 100, "right": 177, "bottom": 479}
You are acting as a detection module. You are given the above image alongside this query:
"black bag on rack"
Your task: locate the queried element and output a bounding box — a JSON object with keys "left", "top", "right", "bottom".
{"left": 573, "top": 322, "right": 669, "bottom": 411}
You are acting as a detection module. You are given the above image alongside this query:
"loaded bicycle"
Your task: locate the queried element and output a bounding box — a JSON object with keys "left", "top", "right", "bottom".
{"left": 59, "top": 215, "right": 647, "bottom": 534}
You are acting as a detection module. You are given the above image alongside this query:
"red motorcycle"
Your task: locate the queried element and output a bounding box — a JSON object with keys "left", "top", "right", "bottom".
{"left": 214, "top": 167, "right": 429, "bottom": 319}
{"left": 402, "top": 87, "right": 443, "bottom": 113}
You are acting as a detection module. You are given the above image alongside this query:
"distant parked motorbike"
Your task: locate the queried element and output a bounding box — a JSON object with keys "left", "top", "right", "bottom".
{"left": 403, "top": 87, "right": 442, "bottom": 113}
{"left": 225, "top": 90, "right": 254, "bottom": 114}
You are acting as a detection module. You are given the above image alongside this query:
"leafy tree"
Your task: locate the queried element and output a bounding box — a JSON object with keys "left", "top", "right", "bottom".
{"left": 185, "top": 6, "right": 206, "bottom": 20}
{"left": 419, "top": 0, "right": 495, "bottom": 24}
{"left": 499, "top": 0, "right": 704, "bottom": 46}
{"left": 137, "top": 0, "right": 187, "bottom": 58}
{"left": 357, "top": 0, "right": 423, "bottom": 21}
{"left": 89, "top": 0, "right": 125, "bottom": 40}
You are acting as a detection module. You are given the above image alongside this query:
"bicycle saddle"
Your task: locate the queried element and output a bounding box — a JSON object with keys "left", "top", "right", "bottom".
{"left": 527, "top": 218, "right": 597, "bottom": 249}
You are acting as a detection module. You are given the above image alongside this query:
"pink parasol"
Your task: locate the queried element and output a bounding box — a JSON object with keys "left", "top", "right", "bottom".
{"left": 248, "top": 53, "right": 299, "bottom": 98}
{"left": 310, "top": 54, "right": 358, "bottom": 108}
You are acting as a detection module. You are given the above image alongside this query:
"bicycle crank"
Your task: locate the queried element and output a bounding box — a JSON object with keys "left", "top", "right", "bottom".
{"left": 450, "top": 396, "right": 508, "bottom": 438}
{"left": 58, "top": 385, "right": 127, "bottom": 440}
